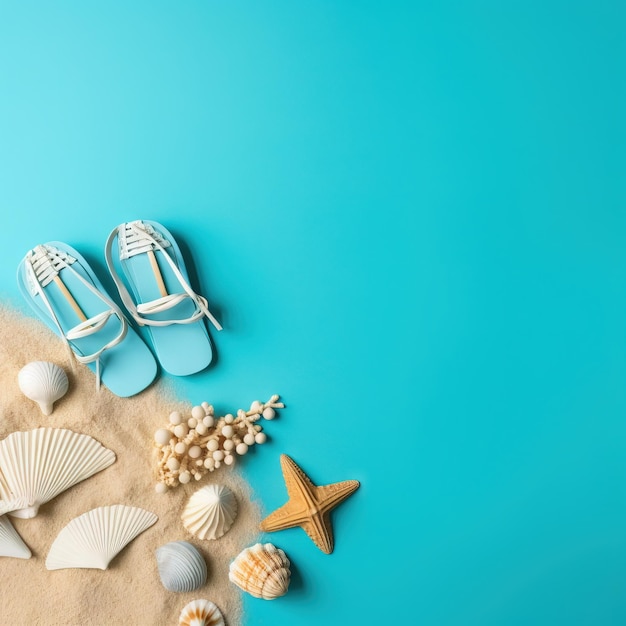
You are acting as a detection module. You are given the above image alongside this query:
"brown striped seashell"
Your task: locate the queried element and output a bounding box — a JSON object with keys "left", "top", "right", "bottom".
{"left": 228, "top": 542, "right": 290, "bottom": 600}
{"left": 178, "top": 599, "right": 225, "bottom": 626}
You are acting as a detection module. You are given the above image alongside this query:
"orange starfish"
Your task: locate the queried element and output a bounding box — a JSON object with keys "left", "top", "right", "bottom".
{"left": 259, "top": 454, "right": 360, "bottom": 554}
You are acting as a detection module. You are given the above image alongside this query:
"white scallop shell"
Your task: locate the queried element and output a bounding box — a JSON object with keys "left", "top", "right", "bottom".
{"left": 228, "top": 542, "right": 290, "bottom": 600}
{"left": 0, "top": 469, "right": 29, "bottom": 517}
{"left": 182, "top": 484, "right": 238, "bottom": 540}
{"left": 0, "top": 491, "right": 28, "bottom": 516}
{"left": 0, "top": 515, "right": 31, "bottom": 559}
{"left": 18, "top": 361, "right": 69, "bottom": 416}
{"left": 156, "top": 541, "right": 207, "bottom": 592}
{"left": 46, "top": 505, "right": 157, "bottom": 570}
{"left": 0, "top": 428, "right": 116, "bottom": 519}
{"left": 178, "top": 599, "right": 225, "bottom": 626}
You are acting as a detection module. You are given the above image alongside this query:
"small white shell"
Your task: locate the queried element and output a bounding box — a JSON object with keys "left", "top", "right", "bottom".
{"left": 178, "top": 599, "right": 225, "bottom": 626}
{"left": 18, "top": 361, "right": 69, "bottom": 416}
{"left": 156, "top": 541, "right": 207, "bottom": 592}
{"left": 229, "top": 542, "right": 290, "bottom": 600}
{"left": 46, "top": 505, "right": 158, "bottom": 570}
{"left": 182, "top": 484, "right": 238, "bottom": 541}
{"left": 0, "top": 515, "right": 31, "bottom": 559}
{"left": 0, "top": 428, "right": 116, "bottom": 519}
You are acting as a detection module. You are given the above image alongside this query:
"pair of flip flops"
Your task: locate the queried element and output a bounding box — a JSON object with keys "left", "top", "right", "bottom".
{"left": 17, "top": 220, "right": 221, "bottom": 397}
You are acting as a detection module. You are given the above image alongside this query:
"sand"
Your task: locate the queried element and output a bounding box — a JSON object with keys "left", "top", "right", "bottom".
{"left": 0, "top": 305, "right": 261, "bottom": 626}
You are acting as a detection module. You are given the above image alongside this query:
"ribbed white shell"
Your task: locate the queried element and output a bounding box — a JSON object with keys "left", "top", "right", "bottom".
{"left": 0, "top": 471, "right": 21, "bottom": 517}
{"left": 0, "top": 495, "right": 28, "bottom": 517}
{"left": 182, "top": 484, "right": 238, "bottom": 540}
{"left": 178, "top": 599, "right": 225, "bottom": 626}
{"left": 156, "top": 541, "right": 207, "bottom": 592}
{"left": 0, "top": 428, "right": 116, "bottom": 519}
{"left": 46, "top": 505, "right": 157, "bottom": 570}
{"left": 0, "top": 515, "right": 31, "bottom": 559}
{"left": 229, "top": 543, "right": 290, "bottom": 600}
{"left": 17, "top": 361, "right": 69, "bottom": 416}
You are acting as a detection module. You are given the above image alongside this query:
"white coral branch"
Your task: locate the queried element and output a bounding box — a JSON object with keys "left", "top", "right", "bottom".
{"left": 153, "top": 395, "right": 284, "bottom": 492}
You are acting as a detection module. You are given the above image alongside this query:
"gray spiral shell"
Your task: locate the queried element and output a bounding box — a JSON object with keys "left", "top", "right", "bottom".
{"left": 156, "top": 541, "right": 207, "bottom": 592}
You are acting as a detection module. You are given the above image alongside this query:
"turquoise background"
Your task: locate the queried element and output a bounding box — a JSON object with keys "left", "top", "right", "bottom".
{"left": 0, "top": 1, "right": 624, "bottom": 624}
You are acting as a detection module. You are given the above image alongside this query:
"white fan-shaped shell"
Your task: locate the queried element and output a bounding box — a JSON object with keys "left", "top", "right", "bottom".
{"left": 0, "top": 428, "right": 116, "bottom": 519}
{"left": 182, "top": 484, "right": 238, "bottom": 540}
{"left": 0, "top": 494, "right": 28, "bottom": 517}
{"left": 0, "top": 475, "right": 28, "bottom": 517}
{"left": 178, "top": 599, "right": 225, "bottom": 626}
{"left": 156, "top": 541, "right": 207, "bottom": 592}
{"left": 46, "top": 505, "right": 157, "bottom": 570}
{"left": 229, "top": 543, "right": 290, "bottom": 600}
{"left": 18, "top": 361, "right": 69, "bottom": 416}
{"left": 0, "top": 515, "right": 31, "bottom": 559}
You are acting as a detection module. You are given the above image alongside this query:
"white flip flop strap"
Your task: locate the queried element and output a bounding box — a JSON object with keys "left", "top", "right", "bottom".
{"left": 25, "top": 246, "right": 129, "bottom": 390}
{"left": 23, "top": 256, "right": 73, "bottom": 358}
{"left": 26, "top": 244, "right": 77, "bottom": 290}
{"left": 69, "top": 313, "right": 128, "bottom": 391}
{"left": 105, "top": 223, "right": 222, "bottom": 331}
{"left": 70, "top": 318, "right": 128, "bottom": 364}
{"left": 66, "top": 310, "right": 114, "bottom": 340}
{"left": 135, "top": 293, "right": 206, "bottom": 327}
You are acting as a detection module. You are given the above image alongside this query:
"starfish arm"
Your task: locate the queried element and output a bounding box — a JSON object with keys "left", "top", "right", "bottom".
{"left": 260, "top": 501, "right": 310, "bottom": 533}
{"left": 281, "top": 455, "right": 318, "bottom": 503}
{"left": 301, "top": 515, "right": 334, "bottom": 555}
{"left": 315, "top": 480, "right": 360, "bottom": 514}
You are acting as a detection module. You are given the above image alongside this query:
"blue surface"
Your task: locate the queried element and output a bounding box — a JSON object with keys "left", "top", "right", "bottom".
{"left": 0, "top": 2, "right": 624, "bottom": 625}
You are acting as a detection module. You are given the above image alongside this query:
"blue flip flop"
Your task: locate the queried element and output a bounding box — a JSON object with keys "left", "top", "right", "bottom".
{"left": 17, "top": 242, "right": 157, "bottom": 397}
{"left": 104, "top": 220, "right": 222, "bottom": 376}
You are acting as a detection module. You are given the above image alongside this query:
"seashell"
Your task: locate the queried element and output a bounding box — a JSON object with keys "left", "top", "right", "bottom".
{"left": 18, "top": 361, "right": 69, "bottom": 416}
{"left": 228, "top": 542, "right": 290, "bottom": 600}
{"left": 46, "top": 505, "right": 157, "bottom": 570}
{"left": 0, "top": 515, "right": 31, "bottom": 559}
{"left": 0, "top": 427, "right": 116, "bottom": 519}
{"left": 156, "top": 540, "right": 207, "bottom": 592}
{"left": 178, "top": 599, "right": 225, "bottom": 626}
{"left": 182, "top": 484, "right": 238, "bottom": 541}
{"left": 0, "top": 471, "right": 29, "bottom": 517}
{"left": 0, "top": 491, "right": 28, "bottom": 517}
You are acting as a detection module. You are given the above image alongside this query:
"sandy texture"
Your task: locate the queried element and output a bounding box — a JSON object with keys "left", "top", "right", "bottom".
{"left": 0, "top": 305, "right": 261, "bottom": 626}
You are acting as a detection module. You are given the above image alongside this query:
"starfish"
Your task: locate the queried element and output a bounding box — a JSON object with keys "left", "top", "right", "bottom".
{"left": 259, "top": 454, "right": 360, "bottom": 554}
